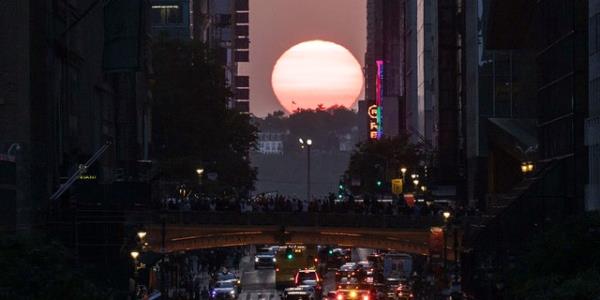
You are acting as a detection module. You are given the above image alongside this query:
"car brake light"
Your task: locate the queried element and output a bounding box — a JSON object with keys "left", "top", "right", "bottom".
{"left": 336, "top": 295, "right": 343, "bottom": 300}
{"left": 362, "top": 295, "right": 369, "bottom": 300}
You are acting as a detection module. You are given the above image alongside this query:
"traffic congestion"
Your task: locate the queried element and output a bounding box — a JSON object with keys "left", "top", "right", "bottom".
{"left": 246, "top": 245, "right": 423, "bottom": 300}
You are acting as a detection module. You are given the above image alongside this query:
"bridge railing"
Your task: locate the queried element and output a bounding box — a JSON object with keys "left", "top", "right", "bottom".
{"left": 134, "top": 211, "right": 444, "bottom": 229}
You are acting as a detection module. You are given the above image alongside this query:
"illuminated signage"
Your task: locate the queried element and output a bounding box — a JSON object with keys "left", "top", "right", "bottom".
{"left": 369, "top": 60, "right": 384, "bottom": 140}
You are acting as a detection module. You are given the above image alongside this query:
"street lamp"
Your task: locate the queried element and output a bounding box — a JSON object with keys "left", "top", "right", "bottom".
{"left": 443, "top": 211, "right": 451, "bottom": 221}
{"left": 521, "top": 162, "right": 535, "bottom": 174}
{"left": 400, "top": 167, "right": 407, "bottom": 176}
{"left": 412, "top": 179, "right": 419, "bottom": 187}
{"left": 130, "top": 250, "right": 140, "bottom": 260}
{"left": 420, "top": 185, "right": 427, "bottom": 192}
{"left": 137, "top": 231, "right": 147, "bottom": 240}
{"left": 299, "top": 138, "right": 313, "bottom": 201}
{"left": 443, "top": 211, "right": 451, "bottom": 270}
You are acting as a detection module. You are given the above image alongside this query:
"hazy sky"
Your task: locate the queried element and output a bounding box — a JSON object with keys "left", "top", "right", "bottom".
{"left": 239, "top": 0, "right": 367, "bottom": 117}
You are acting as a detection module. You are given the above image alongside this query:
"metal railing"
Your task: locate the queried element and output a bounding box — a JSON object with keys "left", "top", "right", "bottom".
{"left": 73, "top": 210, "right": 444, "bottom": 229}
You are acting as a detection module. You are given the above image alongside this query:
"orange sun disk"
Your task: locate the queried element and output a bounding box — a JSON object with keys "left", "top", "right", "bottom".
{"left": 271, "top": 40, "right": 364, "bottom": 113}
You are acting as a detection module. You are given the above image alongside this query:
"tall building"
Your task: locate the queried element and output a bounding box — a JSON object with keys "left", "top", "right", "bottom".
{"left": 191, "top": 0, "right": 250, "bottom": 113}
{"left": 149, "top": 0, "right": 250, "bottom": 113}
{"left": 365, "top": 0, "right": 406, "bottom": 139}
{"left": 587, "top": 0, "right": 600, "bottom": 210}
{"left": 463, "top": 1, "right": 590, "bottom": 296}
{"left": 0, "top": 0, "right": 152, "bottom": 228}
{"left": 405, "top": 0, "right": 436, "bottom": 146}
{"left": 463, "top": 0, "right": 538, "bottom": 206}
{"left": 429, "top": 0, "right": 467, "bottom": 200}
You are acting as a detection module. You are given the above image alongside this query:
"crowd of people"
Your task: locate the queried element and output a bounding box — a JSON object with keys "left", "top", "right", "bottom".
{"left": 159, "top": 192, "right": 480, "bottom": 218}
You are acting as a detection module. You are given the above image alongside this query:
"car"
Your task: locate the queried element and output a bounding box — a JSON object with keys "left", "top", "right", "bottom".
{"left": 295, "top": 269, "right": 322, "bottom": 297}
{"left": 211, "top": 281, "right": 237, "bottom": 299}
{"left": 255, "top": 252, "right": 277, "bottom": 269}
{"left": 335, "top": 289, "right": 372, "bottom": 300}
{"left": 294, "top": 269, "right": 321, "bottom": 286}
{"left": 357, "top": 261, "right": 375, "bottom": 276}
{"left": 284, "top": 287, "right": 315, "bottom": 300}
{"left": 336, "top": 263, "right": 363, "bottom": 282}
{"left": 299, "top": 281, "right": 323, "bottom": 300}
{"left": 384, "top": 278, "right": 408, "bottom": 300}
{"left": 395, "top": 284, "right": 414, "bottom": 300}
{"left": 216, "top": 272, "right": 241, "bottom": 292}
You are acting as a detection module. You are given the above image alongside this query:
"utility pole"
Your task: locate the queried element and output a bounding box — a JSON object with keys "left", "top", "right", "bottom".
{"left": 299, "top": 138, "right": 313, "bottom": 202}
{"left": 307, "top": 142, "right": 311, "bottom": 202}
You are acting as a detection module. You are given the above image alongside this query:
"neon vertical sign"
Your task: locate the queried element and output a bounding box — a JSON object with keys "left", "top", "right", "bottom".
{"left": 369, "top": 60, "right": 384, "bottom": 140}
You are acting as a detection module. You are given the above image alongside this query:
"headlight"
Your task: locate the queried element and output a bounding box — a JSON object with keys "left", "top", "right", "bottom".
{"left": 255, "top": 257, "right": 259, "bottom": 263}
{"left": 272, "top": 258, "right": 277, "bottom": 262}
{"left": 230, "top": 291, "right": 236, "bottom": 295}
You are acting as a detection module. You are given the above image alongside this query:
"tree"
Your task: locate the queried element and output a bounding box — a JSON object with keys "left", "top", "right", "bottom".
{"left": 345, "top": 135, "right": 422, "bottom": 195}
{"left": 152, "top": 38, "right": 257, "bottom": 197}
{"left": 506, "top": 212, "right": 600, "bottom": 300}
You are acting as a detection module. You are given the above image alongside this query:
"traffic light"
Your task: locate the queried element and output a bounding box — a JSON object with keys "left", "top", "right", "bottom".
{"left": 328, "top": 248, "right": 334, "bottom": 255}
{"left": 286, "top": 247, "right": 294, "bottom": 260}
{"left": 338, "top": 181, "right": 346, "bottom": 199}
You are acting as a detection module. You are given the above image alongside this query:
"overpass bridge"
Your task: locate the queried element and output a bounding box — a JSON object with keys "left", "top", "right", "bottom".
{"left": 74, "top": 210, "right": 457, "bottom": 259}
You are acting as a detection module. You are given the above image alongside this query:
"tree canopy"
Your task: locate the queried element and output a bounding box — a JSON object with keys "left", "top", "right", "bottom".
{"left": 254, "top": 106, "right": 359, "bottom": 153}
{"left": 152, "top": 38, "right": 257, "bottom": 196}
{"left": 345, "top": 135, "right": 423, "bottom": 195}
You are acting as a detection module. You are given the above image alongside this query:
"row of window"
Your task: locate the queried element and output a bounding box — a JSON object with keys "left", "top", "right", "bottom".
{"left": 258, "top": 141, "right": 283, "bottom": 153}
{"left": 152, "top": 5, "right": 182, "bottom": 25}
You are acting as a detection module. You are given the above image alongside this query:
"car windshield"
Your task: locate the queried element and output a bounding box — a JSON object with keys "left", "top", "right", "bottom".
{"left": 218, "top": 273, "right": 236, "bottom": 280}
{"left": 297, "top": 271, "right": 317, "bottom": 282}
{"left": 340, "top": 264, "right": 356, "bottom": 271}
{"left": 216, "top": 281, "right": 234, "bottom": 288}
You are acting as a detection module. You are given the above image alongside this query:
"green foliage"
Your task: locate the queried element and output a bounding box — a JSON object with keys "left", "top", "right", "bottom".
{"left": 152, "top": 38, "right": 258, "bottom": 196}
{"left": 345, "top": 135, "right": 422, "bottom": 195}
{"left": 255, "top": 106, "right": 359, "bottom": 153}
{"left": 0, "top": 235, "right": 109, "bottom": 299}
{"left": 507, "top": 212, "right": 600, "bottom": 300}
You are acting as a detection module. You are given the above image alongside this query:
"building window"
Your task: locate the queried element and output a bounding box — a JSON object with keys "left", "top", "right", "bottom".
{"left": 152, "top": 5, "right": 182, "bottom": 25}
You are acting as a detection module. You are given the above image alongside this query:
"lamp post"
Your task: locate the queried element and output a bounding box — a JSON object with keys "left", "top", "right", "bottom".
{"left": 400, "top": 167, "right": 407, "bottom": 194}
{"left": 299, "top": 138, "right": 312, "bottom": 202}
{"left": 130, "top": 250, "right": 140, "bottom": 298}
{"left": 443, "top": 211, "right": 451, "bottom": 270}
{"left": 196, "top": 168, "right": 204, "bottom": 185}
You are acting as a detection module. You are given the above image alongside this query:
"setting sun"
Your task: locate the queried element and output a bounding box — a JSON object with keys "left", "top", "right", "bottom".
{"left": 271, "top": 40, "right": 364, "bottom": 113}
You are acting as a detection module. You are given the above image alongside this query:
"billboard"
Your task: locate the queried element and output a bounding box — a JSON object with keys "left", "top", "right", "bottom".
{"left": 369, "top": 60, "right": 384, "bottom": 140}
